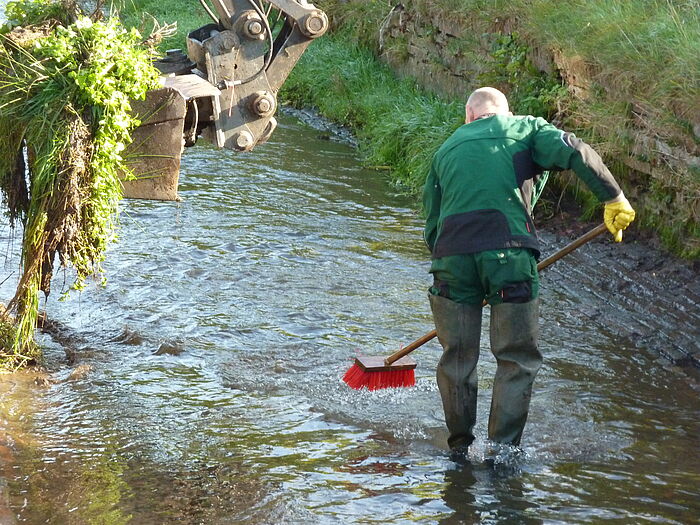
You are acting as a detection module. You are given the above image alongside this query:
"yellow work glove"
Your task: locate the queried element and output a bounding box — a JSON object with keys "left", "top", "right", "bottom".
{"left": 604, "top": 195, "right": 636, "bottom": 242}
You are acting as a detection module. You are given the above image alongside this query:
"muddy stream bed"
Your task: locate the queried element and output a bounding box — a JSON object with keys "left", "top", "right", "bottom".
{"left": 0, "top": 109, "right": 699, "bottom": 524}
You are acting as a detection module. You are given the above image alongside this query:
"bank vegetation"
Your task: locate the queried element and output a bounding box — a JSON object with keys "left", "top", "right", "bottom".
{"left": 0, "top": 0, "right": 161, "bottom": 369}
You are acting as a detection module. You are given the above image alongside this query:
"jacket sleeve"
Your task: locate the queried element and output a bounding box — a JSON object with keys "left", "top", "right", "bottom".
{"left": 422, "top": 160, "right": 441, "bottom": 253}
{"left": 530, "top": 118, "right": 621, "bottom": 202}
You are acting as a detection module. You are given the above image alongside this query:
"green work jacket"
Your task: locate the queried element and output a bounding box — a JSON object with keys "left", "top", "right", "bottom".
{"left": 423, "top": 114, "right": 621, "bottom": 261}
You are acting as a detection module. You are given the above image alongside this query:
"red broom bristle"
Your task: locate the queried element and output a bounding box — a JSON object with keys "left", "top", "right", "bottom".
{"left": 342, "top": 363, "right": 415, "bottom": 391}
{"left": 342, "top": 363, "right": 368, "bottom": 389}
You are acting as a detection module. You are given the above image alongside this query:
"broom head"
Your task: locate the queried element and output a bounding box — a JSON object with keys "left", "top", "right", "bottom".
{"left": 342, "top": 355, "right": 417, "bottom": 390}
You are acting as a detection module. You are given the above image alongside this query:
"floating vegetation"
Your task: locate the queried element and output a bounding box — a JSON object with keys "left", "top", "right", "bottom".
{"left": 0, "top": 0, "right": 161, "bottom": 369}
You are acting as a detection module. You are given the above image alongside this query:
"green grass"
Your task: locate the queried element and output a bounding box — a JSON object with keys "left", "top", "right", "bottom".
{"left": 280, "top": 35, "right": 463, "bottom": 193}
{"left": 523, "top": 0, "right": 698, "bottom": 117}
{"left": 117, "top": 0, "right": 210, "bottom": 50}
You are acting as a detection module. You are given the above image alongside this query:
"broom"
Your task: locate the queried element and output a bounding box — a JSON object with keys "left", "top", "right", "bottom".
{"left": 343, "top": 223, "right": 609, "bottom": 390}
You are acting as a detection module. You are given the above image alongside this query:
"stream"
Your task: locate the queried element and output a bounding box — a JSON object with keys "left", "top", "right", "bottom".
{"left": 0, "top": 109, "right": 699, "bottom": 524}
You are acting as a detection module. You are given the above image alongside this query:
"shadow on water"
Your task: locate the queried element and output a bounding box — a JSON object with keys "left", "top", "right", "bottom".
{"left": 1, "top": 111, "right": 699, "bottom": 524}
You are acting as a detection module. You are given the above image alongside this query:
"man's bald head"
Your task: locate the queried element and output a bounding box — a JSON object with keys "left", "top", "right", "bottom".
{"left": 466, "top": 87, "right": 511, "bottom": 123}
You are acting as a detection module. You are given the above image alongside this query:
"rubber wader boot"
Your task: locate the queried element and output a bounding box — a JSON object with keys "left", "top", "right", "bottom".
{"left": 488, "top": 299, "right": 542, "bottom": 446}
{"left": 429, "top": 294, "right": 483, "bottom": 450}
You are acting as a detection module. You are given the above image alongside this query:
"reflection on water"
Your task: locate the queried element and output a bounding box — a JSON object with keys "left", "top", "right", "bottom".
{"left": 1, "top": 113, "right": 699, "bottom": 523}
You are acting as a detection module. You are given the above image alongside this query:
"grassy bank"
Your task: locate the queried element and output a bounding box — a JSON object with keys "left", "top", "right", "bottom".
{"left": 281, "top": 36, "right": 463, "bottom": 193}
{"left": 326, "top": 0, "right": 698, "bottom": 136}
{"left": 316, "top": 0, "right": 700, "bottom": 258}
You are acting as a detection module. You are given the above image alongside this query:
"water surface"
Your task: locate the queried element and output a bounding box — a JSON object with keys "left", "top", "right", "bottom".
{"left": 0, "top": 112, "right": 699, "bottom": 524}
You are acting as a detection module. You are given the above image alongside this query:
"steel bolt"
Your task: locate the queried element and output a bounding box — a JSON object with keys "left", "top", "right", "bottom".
{"left": 242, "top": 15, "right": 266, "bottom": 40}
{"left": 256, "top": 98, "right": 271, "bottom": 114}
{"left": 250, "top": 92, "right": 276, "bottom": 117}
{"left": 233, "top": 130, "right": 254, "bottom": 150}
{"left": 246, "top": 20, "right": 263, "bottom": 36}
{"left": 301, "top": 11, "right": 328, "bottom": 38}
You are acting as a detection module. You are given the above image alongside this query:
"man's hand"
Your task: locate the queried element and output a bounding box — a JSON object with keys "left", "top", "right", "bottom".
{"left": 604, "top": 195, "right": 636, "bottom": 242}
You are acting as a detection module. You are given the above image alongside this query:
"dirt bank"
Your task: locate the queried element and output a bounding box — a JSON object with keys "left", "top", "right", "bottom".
{"left": 539, "top": 195, "right": 700, "bottom": 379}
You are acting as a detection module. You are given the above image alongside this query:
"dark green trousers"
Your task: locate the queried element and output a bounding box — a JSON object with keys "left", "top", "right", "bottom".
{"left": 430, "top": 294, "right": 542, "bottom": 448}
{"left": 429, "top": 248, "right": 539, "bottom": 305}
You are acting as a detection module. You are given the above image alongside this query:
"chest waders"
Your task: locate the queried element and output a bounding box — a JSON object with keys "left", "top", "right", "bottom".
{"left": 429, "top": 294, "right": 541, "bottom": 448}
{"left": 424, "top": 116, "right": 620, "bottom": 452}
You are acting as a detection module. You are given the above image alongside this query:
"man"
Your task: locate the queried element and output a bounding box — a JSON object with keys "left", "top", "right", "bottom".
{"left": 423, "top": 87, "right": 635, "bottom": 456}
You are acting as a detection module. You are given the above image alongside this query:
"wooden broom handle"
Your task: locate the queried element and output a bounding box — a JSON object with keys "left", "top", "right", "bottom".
{"left": 384, "top": 223, "right": 609, "bottom": 365}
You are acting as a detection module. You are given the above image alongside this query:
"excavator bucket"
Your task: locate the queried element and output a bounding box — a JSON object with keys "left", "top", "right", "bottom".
{"left": 121, "top": 0, "right": 328, "bottom": 201}
{"left": 122, "top": 75, "right": 220, "bottom": 201}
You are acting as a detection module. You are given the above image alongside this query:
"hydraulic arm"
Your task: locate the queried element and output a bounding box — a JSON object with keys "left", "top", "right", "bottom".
{"left": 159, "top": 0, "right": 328, "bottom": 151}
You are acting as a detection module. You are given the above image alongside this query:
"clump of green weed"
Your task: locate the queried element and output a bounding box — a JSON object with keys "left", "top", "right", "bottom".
{"left": 0, "top": 0, "right": 161, "bottom": 369}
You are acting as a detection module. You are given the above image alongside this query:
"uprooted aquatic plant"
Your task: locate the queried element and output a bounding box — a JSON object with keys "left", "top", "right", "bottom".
{"left": 0, "top": 0, "right": 161, "bottom": 369}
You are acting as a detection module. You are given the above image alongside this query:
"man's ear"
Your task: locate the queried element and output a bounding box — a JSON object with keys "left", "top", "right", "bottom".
{"left": 466, "top": 105, "right": 474, "bottom": 123}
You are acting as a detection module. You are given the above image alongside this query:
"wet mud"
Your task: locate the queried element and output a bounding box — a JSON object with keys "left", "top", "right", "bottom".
{"left": 537, "top": 210, "right": 700, "bottom": 379}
